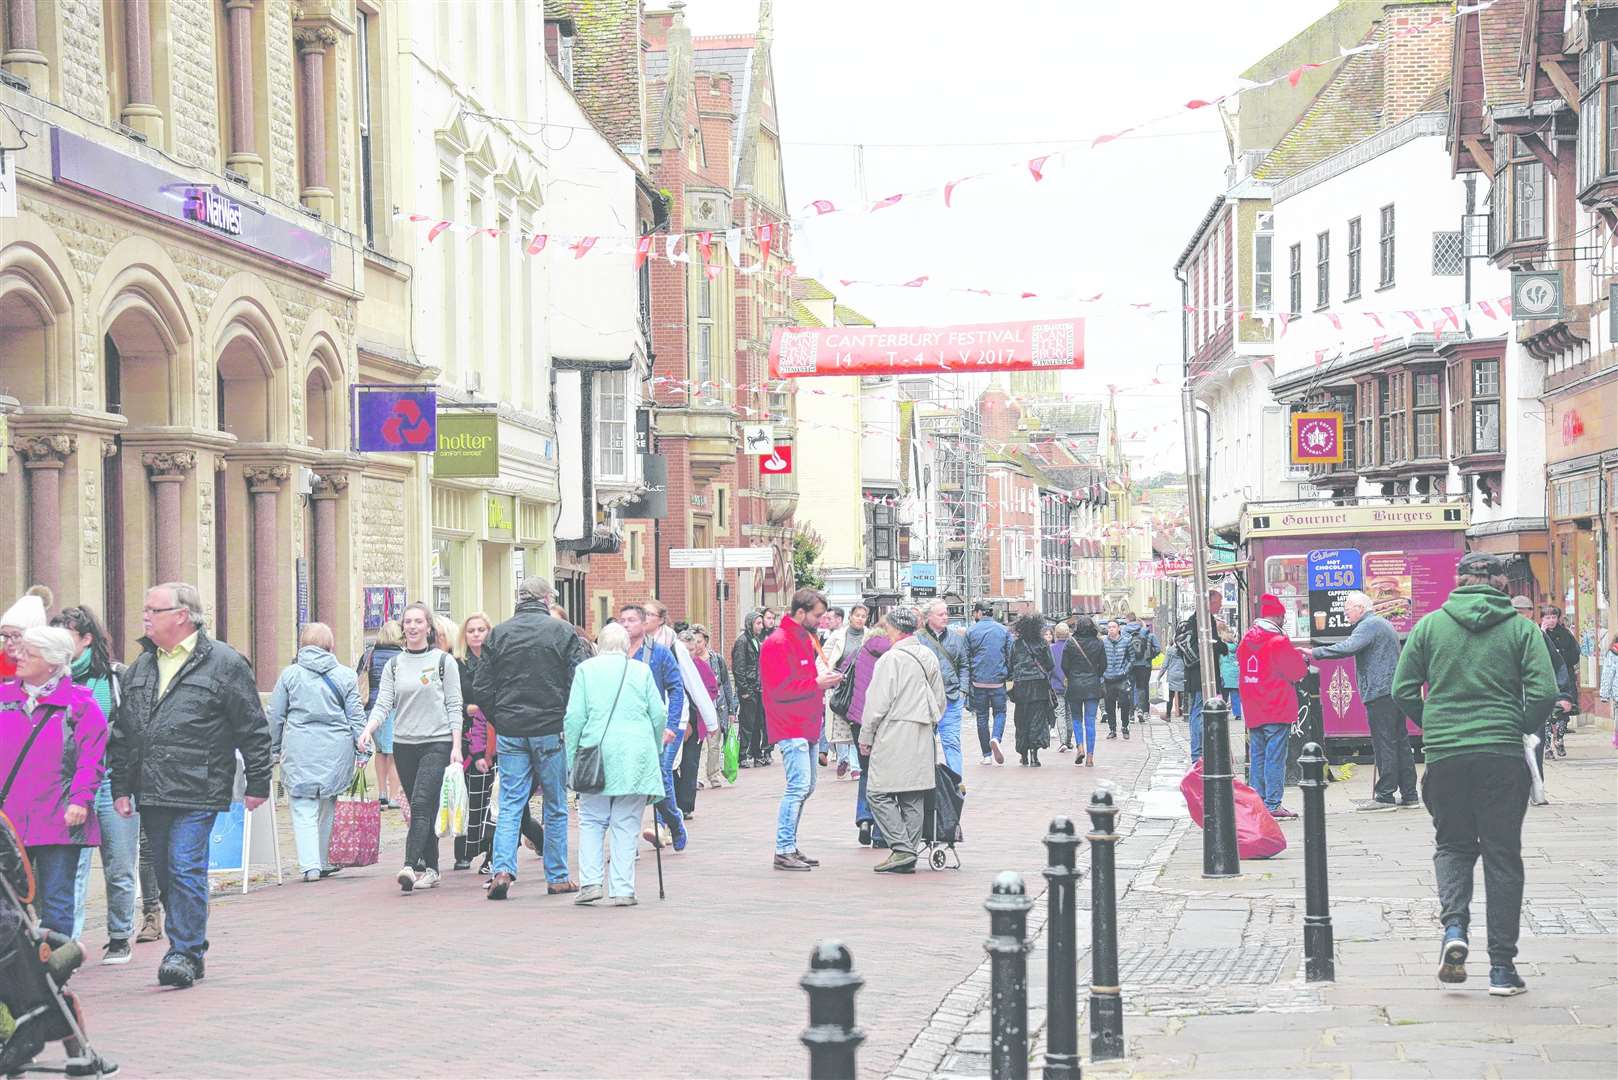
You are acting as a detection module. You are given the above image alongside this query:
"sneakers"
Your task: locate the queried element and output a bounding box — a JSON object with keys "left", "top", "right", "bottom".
{"left": 136, "top": 907, "right": 164, "bottom": 944}
{"left": 1122, "top": 728, "right": 1131, "bottom": 740}
{"left": 156, "top": 953, "right": 198, "bottom": 990}
{"left": 1401, "top": 798, "right": 1422, "bottom": 809}
{"left": 102, "top": 939, "right": 132, "bottom": 966}
{"left": 487, "top": 872, "right": 514, "bottom": 900}
{"left": 873, "top": 852, "right": 917, "bottom": 874}
{"left": 773, "top": 852, "right": 813, "bottom": 871}
{"left": 980, "top": 755, "right": 993, "bottom": 766}
{"left": 452, "top": 858, "right": 472, "bottom": 871}
{"left": 671, "top": 820, "right": 689, "bottom": 853}
{"left": 1354, "top": 797, "right": 1399, "bottom": 813}
{"left": 858, "top": 822, "right": 872, "bottom": 847}
{"left": 1107, "top": 731, "right": 1118, "bottom": 740}
{"left": 574, "top": 884, "right": 604, "bottom": 906}
{"left": 396, "top": 865, "right": 417, "bottom": 892}
{"left": 417, "top": 868, "right": 442, "bottom": 889}
{"left": 608, "top": 894, "right": 639, "bottom": 907}
{"left": 836, "top": 759, "right": 850, "bottom": 778}
{"left": 990, "top": 738, "right": 1005, "bottom": 765}
{"left": 1488, "top": 965, "right": 1527, "bottom": 996}
{"left": 1438, "top": 927, "right": 1469, "bottom": 984}
{"left": 319, "top": 866, "right": 343, "bottom": 878}
{"left": 1271, "top": 807, "right": 1299, "bottom": 820}
{"left": 1058, "top": 744, "right": 1071, "bottom": 753}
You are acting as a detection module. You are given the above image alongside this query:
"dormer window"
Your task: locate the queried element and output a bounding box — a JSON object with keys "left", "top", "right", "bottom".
{"left": 544, "top": 18, "right": 576, "bottom": 87}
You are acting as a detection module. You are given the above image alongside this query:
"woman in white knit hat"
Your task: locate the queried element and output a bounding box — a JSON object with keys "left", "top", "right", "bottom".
{"left": 1, "top": 587, "right": 53, "bottom": 680}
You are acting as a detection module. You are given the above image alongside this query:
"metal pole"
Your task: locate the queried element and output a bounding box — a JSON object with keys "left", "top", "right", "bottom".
{"left": 1201, "top": 697, "right": 1240, "bottom": 878}
{"left": 1086, "top": 790, "right": 1124, "bottom": 1061}
{"left": 1042, "top": 817, "right": 1083, "bottom": 1080}
{"left": 800, "top": 941, "right": 865, "bottom": 1080}
{"left": 985, "top": 870, "right": 1033, "bottom": 1080}
{"left": 1299, "top": 742, "right": 1336, "bottom": 981}
{"left": 1179, "top": 382, "right": 1218, "bottom": 709}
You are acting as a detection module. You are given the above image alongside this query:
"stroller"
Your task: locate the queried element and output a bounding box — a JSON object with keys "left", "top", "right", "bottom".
{"left": 0, "top": 810, "right": 119, "bottom": 1077}
{"left": 920, "top": 761, "right": 964, "bottom": 871}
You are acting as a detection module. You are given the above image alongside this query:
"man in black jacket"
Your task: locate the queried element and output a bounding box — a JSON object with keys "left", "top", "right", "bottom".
{"left": 110, "top": 582, "right": 271, "bottom": 990}
{"left": 1176, "top": 588, "right": 1228, "bottom": 765}
{"left": 474, "top": 577, "right": 591, "bottom": 898}
{"left": 732, "top": 610, "right": 767, "bottom": 766}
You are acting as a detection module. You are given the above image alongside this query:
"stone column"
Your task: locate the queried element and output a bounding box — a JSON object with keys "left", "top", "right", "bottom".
{"left": 223, "top": 0, "right": 264, "bottom": 190}
{"left": 142, "top": 451, "right": 196, "bottom": 585}
{"left": 310, "top": 472, "right": 347, "bottom": 627}
{"left": 118, "top": 0, "right": 164, "bottom": 143}
{"left": 15, "top": 435, "right": 75, "bottom": 599}
{"left": 294, "top": 26, "right": 337, "bottom": 220}
{"left": 244, "top": 465, "right": 288, "bottom": 690}
{"left": 1, "top": 0, "right": 48, "bottom": 89}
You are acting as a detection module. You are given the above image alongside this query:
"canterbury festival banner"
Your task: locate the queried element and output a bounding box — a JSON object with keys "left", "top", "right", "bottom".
{"left": 769, "top": 317, "right": 1084, "bottom": 378}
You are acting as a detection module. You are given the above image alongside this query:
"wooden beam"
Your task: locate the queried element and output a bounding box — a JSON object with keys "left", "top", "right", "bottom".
{"left": 1540, "top": 59, "right": 1580, "bottom": 114}
{"left": 1521, "top": 132, "right": 1558, "bottom": 172}
{"left": 1464, "top": 136, "right": 1494, "bottom": 173}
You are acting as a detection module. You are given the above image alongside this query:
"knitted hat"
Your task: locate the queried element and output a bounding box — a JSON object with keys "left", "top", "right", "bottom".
{"left": 0, "top": 594, "right": 48, "bottom": 631}
{"left": 1257, "top": 594, "right": 1286, "bottom": 620}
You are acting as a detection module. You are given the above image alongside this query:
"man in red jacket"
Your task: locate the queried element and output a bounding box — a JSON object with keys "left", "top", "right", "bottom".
{"left": 1237, "top": 593, "right": 1308, "bottom": 818}
{"left": 760, "top": 588, "right": 842, "bottom": 871}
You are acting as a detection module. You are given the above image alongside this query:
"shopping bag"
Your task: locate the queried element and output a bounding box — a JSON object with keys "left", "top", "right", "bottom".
{"left": 436, "top": 766, "right": 469, "bottom": 837}
{"left": 329, "top": 770, "right": 381, "bottom": 867}
{"left": 1179, "top": 760, "right": 1287, "bottom": 860}
{"left": 722, "top": 723, "right": 741, "bottom": 784}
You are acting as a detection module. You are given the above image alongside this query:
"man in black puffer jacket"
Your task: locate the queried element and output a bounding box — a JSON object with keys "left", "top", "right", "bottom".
{"left": 732, "top": 610, "right": 767, "bottom": 766}
{"left": 109, "top": 581, "right": 271, "bottom": 991}
{"left": 474, "top": 578, "right": 591, "bottom": 897}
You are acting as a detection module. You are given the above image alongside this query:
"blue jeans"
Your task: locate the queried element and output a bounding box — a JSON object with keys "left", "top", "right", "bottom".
{"left": 1247, "top": 723, "right": 1289, "bottom": 811}
{"left": 939, "top": 697, "right": 964, "bottom": 776}
{"left": 72, "top": 779, "right": 140, "bottom": 941}
{"left": 654, "top": 733, "right": 684, "bottom": 834}
{"left": 577, "top": 793, "right": 643, "bottom": 898}
{"left": 775, "top": 738, "right": 818, "bottom": 854}
{"left": 289, "top": 796, "right": 337, "bottom": 875}
{"left": 1067, "top": 694, "right": 1099, "bottom": 755}
{"left": 139, "top": 806, "right": 214, "bottom": 964}
{"left": 1227, "top": 689, "right": 1243, "bottom": 721}
{"left": 29, "top": 845, "right": 81, "bottom": 937}
{"left": 494, "top": 733, "right": 570, "bottom": 883}
{"left": 1189, "top": 689, "right": 1205, "bottom": 763}
{"left": 971, "top": 685, "right": 1008, "bottom": 756}
{"left": 1131, "top": 667, "right": 1151, "bottom": 714}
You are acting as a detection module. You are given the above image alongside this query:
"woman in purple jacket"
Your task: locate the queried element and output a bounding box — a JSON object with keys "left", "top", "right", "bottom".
{"left": 846, "top": 630, "right": 892, "bottom": 847}
{"left": 0, "top": 626, "right": 110, "bottom": 936}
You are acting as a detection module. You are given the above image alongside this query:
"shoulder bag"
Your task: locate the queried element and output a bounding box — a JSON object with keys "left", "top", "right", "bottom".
{"left": 570, "top": 658, "right": 630, "bottom": 795}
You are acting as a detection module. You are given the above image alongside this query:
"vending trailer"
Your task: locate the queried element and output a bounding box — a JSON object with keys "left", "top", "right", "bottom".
{"left": 1239, "top": 500, "right": 1470, "bottom": 752}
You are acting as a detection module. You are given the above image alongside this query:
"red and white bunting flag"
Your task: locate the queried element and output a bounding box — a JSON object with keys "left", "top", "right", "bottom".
{"left": 1365, "top": 311, "right": 1384, "bottom": 329}
{"left": 1028, "top": 155, "right": 1050, "bottom": 181}
{"left": 427, "top": 220, "right": 453, "bottom": 242}
{"left": 1440, "top": 305, "right": 1461, "bottom": 331}
{"left": 1093, "top": 127, "right": 1134, "bottom": 148}
{"left": 1326, "top": 313, "right": 1342, "bottom": 331}
{"left": 944, "top": 177, "right": 969, "bottom": 208}
{"left": 697, "top": 231, "right": 713, "bottom": 263}
{"left": 1287, "top": 63, "right": 1323, "bottom": 87}
{"left": 1476, "top": 299, "right": 1497, "bottom": 320}
{"left": 1401, "top": 310, "right": 1425, "bottom": 330}
{"left": 757, "top": 222, "right": 773, "bottom": 264}
{"left": 808, "top": 200, "right": 836, "bottom": 215}
{"left": 725, "top": 228, "right": 742, "bottom": 262}
{"left": 1084, "top": 292, "right": 1104, "bottom": 302}
{"left": 666, "top": 234, "right": 691, "bottom": 264}
{"left": 634, "top": 235, "right": 653, "bottom": 269}
{"left": 571, "top": 236, "right": 598, "bottom": 259}
{"left": 902, "top": 276, "right": 928, "bottom": 288}
{"left": 1372, "top": 335, "right": 1387, "bottom": 352}
{"left": 1277, "top": 313, "right": 1292, "bottom": 337}
{"left": 704, "top": 263, "right": 722, "bottom": 281}
{"left": 407, "top": 213, "right": 431, "bottom": 223}
{"left": 1185, "top": 98, "right": 1215, "bottom": 110}
{"left": 1313, "top": 349, "right": 1327, "bottom": 367}
{"left": 1498, "top": 295, "right": 1513, "bottom": 316}
{"left": 526, "top": 233, "right": 548, "bottom": 255}
{"left": 966, "top": 287, "right": 993, "bottom": 296}
{"left": 1021, "top": 292, "right": 1038, "bottom": 299}
{"left": 871, "top": 193, "right": 904, "bottom": 211}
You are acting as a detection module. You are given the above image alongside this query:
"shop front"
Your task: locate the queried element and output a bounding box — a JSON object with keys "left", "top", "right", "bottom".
{"left": 1545, "top": 386, "right": 1615, "bottom": 717}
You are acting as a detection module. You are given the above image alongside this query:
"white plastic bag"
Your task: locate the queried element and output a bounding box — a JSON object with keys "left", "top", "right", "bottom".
{"left": 435, "top": 766, "right": 469, "bottom": 837}
{"left": 1523, "top": 733, "right": 1547, "bottom": 806}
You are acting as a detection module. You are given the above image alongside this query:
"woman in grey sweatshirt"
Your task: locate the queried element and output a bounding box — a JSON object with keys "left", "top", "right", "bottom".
{"left": 361, "top": 602, "right": 462, "bottom": 892}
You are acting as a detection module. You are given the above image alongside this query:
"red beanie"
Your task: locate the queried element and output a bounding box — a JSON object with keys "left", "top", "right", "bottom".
{"left": 1258, "top": 593, "right": 1286, "bottom": 620}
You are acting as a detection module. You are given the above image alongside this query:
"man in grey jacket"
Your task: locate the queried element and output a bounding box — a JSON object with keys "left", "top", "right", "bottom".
{"left": 1305, "top": 590, "right": 1415, "bottom": 809}
{"left": 917, "top": 599, "right": 968, "bottom": 775}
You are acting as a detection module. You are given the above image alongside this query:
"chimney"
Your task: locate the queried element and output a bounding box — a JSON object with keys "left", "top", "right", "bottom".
{"left": 1378, "top": 2, "right": 1450, "bottom": 127}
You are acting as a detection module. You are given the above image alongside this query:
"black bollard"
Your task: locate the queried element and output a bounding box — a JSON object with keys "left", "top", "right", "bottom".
{"left": 800, "top": 941, "right": 864, "bottom": 1080}
{"left": 984, "top": 870, "right": 1034, "bottom": 1080}
{"left": 1086, "top": 790, "right": 1124, "bottom": 1062}
{"left": 1299, "top": 742, "right": 1335, "bottom": 982}
{"left": 1200, "top": 698, "right": 1241, "bottom": 878}
{"left": 1042, "top": 817, "right": 1082, "bottom": 1080}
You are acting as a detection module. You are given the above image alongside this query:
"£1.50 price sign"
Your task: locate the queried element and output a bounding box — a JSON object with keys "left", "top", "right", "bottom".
{"left": 1306, "top": 548, "right": 1364, "bottom": 641}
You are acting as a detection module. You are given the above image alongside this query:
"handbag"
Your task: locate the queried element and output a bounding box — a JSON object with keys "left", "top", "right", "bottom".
{"left": 827, "top": 649, "right": 859, "bottom": 718}
{"left": 435, "top": 765, "right": 469, "bottom": 837}
{"left": 570, "top": 658, "right": 630, "bottom": 795}
{"left": 328, "top": 770, "right": 381, "bottom": 867}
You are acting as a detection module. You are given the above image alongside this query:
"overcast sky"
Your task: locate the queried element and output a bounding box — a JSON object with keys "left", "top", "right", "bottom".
{"left": 678, "top": 0, "right": 1338, "bottom": 473}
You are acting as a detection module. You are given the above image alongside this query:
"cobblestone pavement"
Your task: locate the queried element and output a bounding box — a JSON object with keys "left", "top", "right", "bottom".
{"left": 926, "top": 714, "right": 1618, "bottom": 1079}
{"left": 62, "top": 713, "right": 1145, "bottom": 1078}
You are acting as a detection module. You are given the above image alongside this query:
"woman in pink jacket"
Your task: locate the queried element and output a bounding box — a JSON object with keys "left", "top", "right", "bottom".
{"left": 0, "top": 626, "right": 110, "bottom": 936}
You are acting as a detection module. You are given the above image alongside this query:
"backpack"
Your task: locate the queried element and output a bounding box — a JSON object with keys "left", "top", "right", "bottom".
{"left": 1128, "top": 631, "right": 1152, "bottom": 666}
{"left": 1173, "top": 621, "right": 1200, "bottom": 672}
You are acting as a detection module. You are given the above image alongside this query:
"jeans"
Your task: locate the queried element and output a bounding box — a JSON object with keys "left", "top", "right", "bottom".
{"left": 1053, "top": 694, "right": 1071, "bottom": 747}
{"left": 139, "top": 820, "right": 160, "bottom": 915}
{"left": 72, "top": 779, "right": 139, "bottom": 942}
{"left": 675, "top": 728, "right": 702, "bottom": 815}
{"left": 653, "top": 734, "right": 685, "bottom": 834}
{"left": 853, "top": 740, "right": 884, "bottom": 844}
{"left": 1103, "top": 678, "right": 1130, "bottom": 734}
{"left": 1227, "top": 689, "right": 1243, "bottom": 722}
{"left": 867, "top": 790, "right": 925, "bottom": 858}
{"left": 29, "top": 844, "right": 82, "bottom": 937}
{"left": 775, "top": 738, "right": 817, "bottom": 854}
{"left": 971, "top": 685, "right": 1008, "bottom": 756}
{"left": 494, "top": 733, "right": 570, "bottom": 882}
{"left": 1189, "top": 689, "right": 1205, "bottom": 763}
{"left": 577, "top": 793, "right": 644, "bottom": 898}
{"left": 289, "top": 795, "right": 337, "bottom": 874}
{"left": 1366, "top": 696, "right": 1419, "bottom": 803}
{"left": 739, "top": 697, "right": 766, "bottom": 761}
{"left": 1423, "top": 752, "right": 1529, "bottom": 965}
{"left": 1131, "top": 667, "right": 1151, "bottom": 714}
{"left": 1246, "top": 723, "right": 1289, "bottom": 811}
{"left": 139, "top": 806, "right": 214, "bottom": 964}
{"left": 394, "top": 740, "right": 451, "bottom": 873}
{"left": 938, "top": 697, "right": 964, "bottom": 775}
{"left": 1067, "top": 694, "right": 1099, "bottom": 755}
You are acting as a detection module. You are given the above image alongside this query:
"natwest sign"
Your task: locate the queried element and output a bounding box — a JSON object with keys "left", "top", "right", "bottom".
{"left": 183, "top": 186, "right": 243, "bottom": 235}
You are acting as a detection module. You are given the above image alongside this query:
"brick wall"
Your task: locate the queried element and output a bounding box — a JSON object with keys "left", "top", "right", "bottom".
{"left": 1379, "top": 4, "right": 1451, "bottom": 126}
{"left": 560, "top": 0, "right": 644, "bottom": 150}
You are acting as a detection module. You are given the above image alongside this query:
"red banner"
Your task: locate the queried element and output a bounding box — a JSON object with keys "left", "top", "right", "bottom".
{"left": 769, "top": 318, "right": 1084, "bottom": 378}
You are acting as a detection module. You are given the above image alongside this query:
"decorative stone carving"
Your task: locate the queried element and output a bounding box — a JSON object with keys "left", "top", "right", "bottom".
{"left": 244, "top": 464, "right": 291, "bottom": 491}
{"left": 310, "top": 471, "right": 349, "bottom": 497}
{"left": 293, "top": 25, "right": 338, "bottom": 52}
{"left": 141, "top": 450, "right": 198, "bottom": 478}
{"left": 15, "top": 434, "right": 76, "bottom": 467}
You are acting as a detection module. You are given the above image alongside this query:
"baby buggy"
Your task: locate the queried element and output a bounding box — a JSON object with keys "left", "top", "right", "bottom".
{"left": 920, "top": 761, "right": 964, "bottom": 871}
{"left": 0, "top": 810, "right": 119, "bottom": 1077}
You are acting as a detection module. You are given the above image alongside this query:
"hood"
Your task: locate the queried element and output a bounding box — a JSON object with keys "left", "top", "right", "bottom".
{"left": 741, "top": 610, "right": 764, "bottom": 639}
{"left": 296, "top": 646, "right": 340, "bottom": 673}
{"left": 1438, "top": 585, "right": 1518, "bottom": 632}
{"left": 865, "top": 634, "right": 893, "bottom": 657}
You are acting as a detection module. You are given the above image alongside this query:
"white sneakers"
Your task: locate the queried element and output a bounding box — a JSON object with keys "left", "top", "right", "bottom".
{"left": 396, "top": 865, "right": 417, "bottom": 892}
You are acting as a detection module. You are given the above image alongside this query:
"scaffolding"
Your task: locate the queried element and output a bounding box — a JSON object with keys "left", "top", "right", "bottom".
{"left": 918, "top": 389, "right": 987, "bottom": 613}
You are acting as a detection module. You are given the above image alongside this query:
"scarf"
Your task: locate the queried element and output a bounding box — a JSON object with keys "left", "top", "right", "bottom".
{"left": 22, "top": 675, "right": 62, "bottom": 716}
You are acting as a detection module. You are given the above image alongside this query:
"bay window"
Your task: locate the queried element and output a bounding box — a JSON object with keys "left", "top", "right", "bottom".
{"left": 1447, "top": 354, "right": 1504, "bottom": 457}
{"left": 595, "top": 370, "right": 628, "bottom": 479}
{"left": 1510, "top": 138, "right": 1546, "bottom": 241}
{"left": 1412, "top": 368, "right": 1443, "bottom": 460}
{"left": 1254, "top": 225, "right": 1273, "bottom": 313}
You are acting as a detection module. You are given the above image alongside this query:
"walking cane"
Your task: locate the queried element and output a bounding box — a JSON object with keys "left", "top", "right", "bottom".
{"left": 649, "top": 795, "right": 666, "bottom": 900}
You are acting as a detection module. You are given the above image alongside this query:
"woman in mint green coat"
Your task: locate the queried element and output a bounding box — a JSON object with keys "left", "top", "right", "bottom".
{"left": 564, "top": 621, "right": 668, "bottom": 907}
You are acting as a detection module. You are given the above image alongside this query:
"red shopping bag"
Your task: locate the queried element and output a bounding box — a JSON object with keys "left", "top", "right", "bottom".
{"left": 328, "top": 771, "right": 381, "bottom": 867}
{"left": 1179, "top": 759, "right": 1287, "bottom": 860}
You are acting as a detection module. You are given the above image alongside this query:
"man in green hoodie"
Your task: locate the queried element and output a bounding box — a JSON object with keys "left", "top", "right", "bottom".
{"left": 1392, "top": 552, "right": 1557, "bottom": 997}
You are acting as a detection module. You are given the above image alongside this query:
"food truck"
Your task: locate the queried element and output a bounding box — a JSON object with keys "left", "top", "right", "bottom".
{"left": 1239, "top": 500, "right": 1470, "bottom": 753}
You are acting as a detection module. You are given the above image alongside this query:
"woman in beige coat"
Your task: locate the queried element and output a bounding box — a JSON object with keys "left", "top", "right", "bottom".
{"left": 857, "top": 606, "right": 946, "bottom": 874}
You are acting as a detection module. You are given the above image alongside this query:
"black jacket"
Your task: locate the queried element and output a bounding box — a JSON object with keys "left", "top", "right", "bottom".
{"left": 472, "top": 600, "right": 591, "bottom": 738}
{"left": 1546, "top": 623, "right": 1580, "bottom": 688}
{"left": 109, "top": 630, "right": 273, "bottom": 812}
{"left": 731, "top": 626, "right": 763, "bottom": 701}
{"left": 1061, "top": 636, "right": 1107, "bottom": 700}
{"left": 1009, "top": 638, "right": 1054, "bottom": 705}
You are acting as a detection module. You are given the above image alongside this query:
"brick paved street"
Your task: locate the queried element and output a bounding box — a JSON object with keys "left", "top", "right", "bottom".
{"left": 66, "top": 718, "right": 1152, "bottom": 1078}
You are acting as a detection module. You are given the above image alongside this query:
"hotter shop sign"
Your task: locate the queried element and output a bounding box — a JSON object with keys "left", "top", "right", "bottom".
{"left": 434, "top": 414, "right": 500, "bottom": 478}
{"left": 769, "top": 318, "right": 1084, "bottom": 378}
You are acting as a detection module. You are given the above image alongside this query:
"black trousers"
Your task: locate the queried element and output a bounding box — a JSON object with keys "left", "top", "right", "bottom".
{"left": 739, "top": 696, "right": 767, "bottom": 760}
{"left": 394, "top": 740, "right": 451, "bottom": 872}
{"left": 1103, "top": 678, "right": 1130, "bottom": 733}
{"left": 1365, "top": 696, "right": 1418, "bottom": 802}
{"left": 675, "top": 728, "right": 703, "bottom": 815}
{"left": 1423, "top": 752, "right": 1529, "bottom": 965}
{"left": 456, "top": 765, "right": 543, "bottom": 864}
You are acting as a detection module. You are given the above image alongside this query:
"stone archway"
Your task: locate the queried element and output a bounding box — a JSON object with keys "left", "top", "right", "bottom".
{"left": 0, "top": 235, "right": 74, "bottom": 407}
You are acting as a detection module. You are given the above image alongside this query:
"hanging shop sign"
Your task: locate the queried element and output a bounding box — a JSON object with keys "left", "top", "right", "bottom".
{"left": 354, "top": 387, "right": 437, "bottom": 452}
{"left": 909, "top": 561, "right": 938, "bottom": 598}
{"left": 486, "top": 493, "right": 516, "bottom": 541}
{"left": 1510, "top": 270, "right": 1563, "bottom": 321}
{"left": 1290, "top": 411, "right": 1344, "bottom": 465}
{"left": 759, "top": 444, "right": 794, "bottom": 475}
{"left": 769, "top": 317, "right": 1084, "bottom": 378}
{"left": 741, "top": 424, "right": 776, "bottom": 455}
{"left": 434, "top": 413, "right": 500, "bottom": 478}
{"left": 619, "top": 455, "right": 669, "bottom": 519}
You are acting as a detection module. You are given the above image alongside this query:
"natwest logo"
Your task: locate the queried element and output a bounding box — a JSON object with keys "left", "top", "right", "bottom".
{"left": 183, "top": 186, "right": 243, "bottom": 236}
